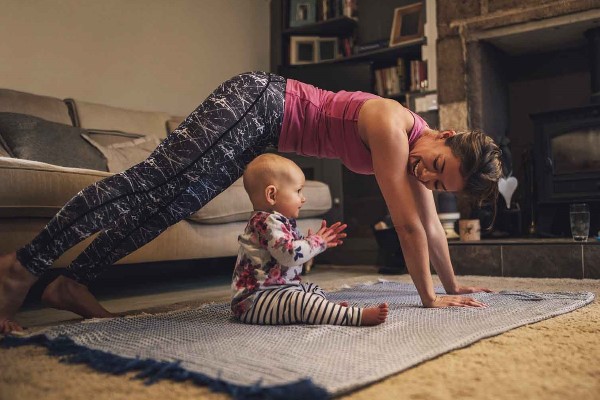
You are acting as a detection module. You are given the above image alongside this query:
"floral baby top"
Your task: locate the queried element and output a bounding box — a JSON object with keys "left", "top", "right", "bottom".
{"left": 231, "top": 211, "right": 327, "bottom": 317}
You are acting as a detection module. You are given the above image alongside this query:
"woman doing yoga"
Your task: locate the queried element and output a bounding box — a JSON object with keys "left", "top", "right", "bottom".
{"left": 0, "top": 71, "right": 501, "bottom": 333}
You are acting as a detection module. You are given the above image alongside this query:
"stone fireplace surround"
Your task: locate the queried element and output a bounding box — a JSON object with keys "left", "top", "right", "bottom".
{"left": 436, "top": 1, "right": 600, "bottom": 239}
{"left": 436, "top": 1, "right": 600, "bottom": 130}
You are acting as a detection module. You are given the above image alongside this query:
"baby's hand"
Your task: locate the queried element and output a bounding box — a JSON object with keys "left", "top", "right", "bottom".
{"left": 308, "top": 220, "right": 348, "bottom": 248}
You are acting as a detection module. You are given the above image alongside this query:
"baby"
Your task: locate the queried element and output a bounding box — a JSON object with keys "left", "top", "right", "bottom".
{"left": 231, "top": 153, "right": 388, "bottom": 326}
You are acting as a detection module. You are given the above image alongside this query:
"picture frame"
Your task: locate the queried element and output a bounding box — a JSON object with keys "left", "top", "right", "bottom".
{"left": 290, "top": 36, "right": 338, "bottom": 65}
{"left": 317, "top": 37, "right": 338, "bottom": 62}
{"left": 290, "top": 36, "right": 319, "bottom": 64}
{"left": 389, "top": 3, "right": 424, "bottom": 47}
{"left": 289, "top": 0, "right": 317, "bottom": 28}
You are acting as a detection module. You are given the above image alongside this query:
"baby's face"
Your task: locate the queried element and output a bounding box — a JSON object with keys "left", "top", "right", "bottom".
{"left": 273, "top": 166, "right": 306, "bottom": 219}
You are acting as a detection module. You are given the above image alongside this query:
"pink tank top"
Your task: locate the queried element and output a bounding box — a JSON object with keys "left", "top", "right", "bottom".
{"left": 278, "top": 79, "right": 428, "bottom": 174}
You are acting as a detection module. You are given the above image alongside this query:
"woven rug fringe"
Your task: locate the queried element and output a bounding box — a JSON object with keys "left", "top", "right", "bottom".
{"left": 1, "top": 334, "right": 329, "bottom": 400}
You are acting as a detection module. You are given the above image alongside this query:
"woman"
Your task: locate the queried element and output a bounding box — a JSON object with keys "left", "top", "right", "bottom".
{"left": 0, "top": 71, "right": 501, "bottom": 333}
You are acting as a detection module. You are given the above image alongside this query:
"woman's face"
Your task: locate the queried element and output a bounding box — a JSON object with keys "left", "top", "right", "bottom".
{"left": 408, "top": 130, "right": 465, "bottom": 192}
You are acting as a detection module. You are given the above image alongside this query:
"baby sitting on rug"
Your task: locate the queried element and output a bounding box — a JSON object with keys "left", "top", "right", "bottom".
{"left": 231, "top": 154, "right": 388, "bottom": 326}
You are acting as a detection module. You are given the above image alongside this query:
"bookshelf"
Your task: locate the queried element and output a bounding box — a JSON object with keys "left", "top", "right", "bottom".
{"left": 275, "top": 1, "right": 430, "bottom": 103}
{"left": 270, "top": 0, "right": 437, "bottom": 265}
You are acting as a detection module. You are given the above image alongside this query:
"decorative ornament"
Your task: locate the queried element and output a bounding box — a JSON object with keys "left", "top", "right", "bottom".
{"left": 498, "top": 176, "right": 518, "bottom": 209}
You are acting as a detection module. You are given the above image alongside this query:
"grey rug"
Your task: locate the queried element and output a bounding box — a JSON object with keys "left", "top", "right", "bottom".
{"left": 4, "top": 281, "right": 594, "bottom": 399}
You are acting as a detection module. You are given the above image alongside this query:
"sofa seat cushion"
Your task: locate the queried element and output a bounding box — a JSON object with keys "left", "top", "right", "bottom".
{"left": 187, "top": 178, "right": 332, "bottom": 224}
{"left": 0, "top": 113, "right": 108, "bottom": 171}
{"left": 71, "top": 100, "right": 170, "bottom": 139}
{"left": 0, "top": 157, "right": 111, "bottom": 217}
{"left": 0, "top": 88, "right": 73, "bottom": 126}
{"left": 0, "top": 158, "right": 332, "bottom": 223}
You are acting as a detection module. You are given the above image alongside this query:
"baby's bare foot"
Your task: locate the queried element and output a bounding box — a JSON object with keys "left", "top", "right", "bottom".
{"left": 42, "top": 275, "right": 113, "bottom": 319}
{"left": 360, "top": 303, "right": 388, "bottom": 326}
{"left": 339, "top": 301, "right": 349, "bottom": 307}
{"left": 0, "top": 252, "right": 38, "bottom": 333}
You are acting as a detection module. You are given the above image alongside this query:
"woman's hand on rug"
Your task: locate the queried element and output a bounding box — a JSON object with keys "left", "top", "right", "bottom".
{"left": 427, "top": 295, "right": 487, "bottom": 308}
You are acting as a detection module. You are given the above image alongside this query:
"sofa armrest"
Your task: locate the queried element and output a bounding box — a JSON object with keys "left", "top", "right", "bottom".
{"left": 0, "top": 157, "right": 111, "bottom": 217}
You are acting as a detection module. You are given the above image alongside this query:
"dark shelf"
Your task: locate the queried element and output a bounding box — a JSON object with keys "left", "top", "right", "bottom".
{"left": 345, "top": 38, "right": 425, "bottom": 63}
{"left": 386, "top": 92, "right": 412, "bottom": 100}
{"left": 285, "top": 37, "right": 425, "bottom": 67}
{"left": 283, "top": 16, "right": 357, "bottom": 36}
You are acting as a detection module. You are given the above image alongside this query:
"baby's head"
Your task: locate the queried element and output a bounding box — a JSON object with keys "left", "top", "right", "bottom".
{"left": 243, "top": 154, "right": 306, "bottom": 219}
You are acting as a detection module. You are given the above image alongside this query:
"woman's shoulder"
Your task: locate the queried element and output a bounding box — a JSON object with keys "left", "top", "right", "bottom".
{"left": 359, "top": 99, "right": 414, "bottom": 148}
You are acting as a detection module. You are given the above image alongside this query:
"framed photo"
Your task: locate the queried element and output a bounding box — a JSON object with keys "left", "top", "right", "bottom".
{"left": 389, "top": 3, "right": 424, "bottom": 47}
{"left": 290, "top": 36, "right": 338, "bottom": 65}
{"left": 317, "top": 37, "right": 338, "bottom": 62}
{"left": 290, "top": 36, "right": 319, "bottom": 64}
{"left": 289, "top": 0, "right": 317, "bottom": 27}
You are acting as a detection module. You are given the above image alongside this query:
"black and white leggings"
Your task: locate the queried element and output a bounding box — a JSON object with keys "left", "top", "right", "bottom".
{"left": 238, "top": 283, "right": 362, "bottom": 326}
{"left": 16, "top": 71, "right": 286, "bottom": 285}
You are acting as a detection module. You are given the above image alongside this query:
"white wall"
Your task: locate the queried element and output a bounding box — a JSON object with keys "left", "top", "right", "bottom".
{"left": 0, "top": 0, "right": 270, "bottom": 116}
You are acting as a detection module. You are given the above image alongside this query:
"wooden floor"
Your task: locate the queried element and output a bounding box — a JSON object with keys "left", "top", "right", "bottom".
{"left": 15, "top": 264, "right": 381, "bottom": 329}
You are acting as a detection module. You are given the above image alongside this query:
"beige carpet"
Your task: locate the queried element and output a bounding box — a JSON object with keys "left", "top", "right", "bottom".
{"left": 1, "top": 272, "right": 599, "bottom": 400}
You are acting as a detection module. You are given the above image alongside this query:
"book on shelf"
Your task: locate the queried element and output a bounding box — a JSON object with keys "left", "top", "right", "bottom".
{"left": 355, "top": 40, "right": 388, "bottom": 54}
{"left": 409, "top": 60, "right": 428, "bottom": 92}
{"left": 374, "top": 58, "right": 406, "bottom": 97}
{"left": 318, "top": 0, "right": 357, "bottom": 21}
{"left": 340, "top": 37, "right": 354, "bottom": 57}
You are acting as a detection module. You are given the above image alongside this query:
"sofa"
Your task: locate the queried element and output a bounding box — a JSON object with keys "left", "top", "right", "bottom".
{"left": 0, "top": 88, "right": 332, "bottom": 268}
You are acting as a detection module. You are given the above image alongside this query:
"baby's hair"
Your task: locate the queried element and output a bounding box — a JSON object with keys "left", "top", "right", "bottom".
{"left": 243, "top": 153, "right": 299, "bottom": 204}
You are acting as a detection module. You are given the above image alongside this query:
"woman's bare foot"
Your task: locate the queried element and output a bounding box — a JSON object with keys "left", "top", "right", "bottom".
{"left": 41, "top": 275, "right": 113, "bottom": 319}
{"left": 360, "top": 303, "right": 389, "bottom": 326}
{"left": 0, "top": 252, "right": 38, "bottom": 333}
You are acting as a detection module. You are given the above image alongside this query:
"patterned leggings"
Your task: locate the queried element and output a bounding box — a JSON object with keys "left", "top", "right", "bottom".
{"left": 16, "top": 72, "right": 286, "bottom": 285}
{"left": 238, "top": 283, "right": 362, "bottom": 326}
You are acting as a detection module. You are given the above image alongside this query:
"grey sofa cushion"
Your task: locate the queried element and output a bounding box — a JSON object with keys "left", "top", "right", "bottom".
{"left": 0, "top": 88, "right": 73, "bottom": 126}
{"left": 167, "top": 116, "right": 186, "bottom": 134}
{"left": 0, "top": 142, "right": 10, "bottom": 157}
{"left": 0, "top": 112, "right": 107, "bottom": 171}
{"left": 81, "top": 130, "right": 161, "bottom": 173}
{"left": 71, "top": 99, "right": 170, "bottom": 139}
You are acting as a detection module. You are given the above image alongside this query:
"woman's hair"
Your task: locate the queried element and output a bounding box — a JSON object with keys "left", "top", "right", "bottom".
{"left": 445, "top": 130, "right": 503, "bottom": 208}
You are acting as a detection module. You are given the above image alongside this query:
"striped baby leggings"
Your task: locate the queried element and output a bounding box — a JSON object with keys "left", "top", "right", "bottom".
{"left": 16, "top": 71, "right": 286, "bottom": 285}
{"left": 238, "top": 283, "right": 363, "bottom": 326}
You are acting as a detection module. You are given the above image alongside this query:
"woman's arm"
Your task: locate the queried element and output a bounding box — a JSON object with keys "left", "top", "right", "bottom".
{"left": 362, "top": 100, "right": 437, "bottom": 306}
{"left": 406, "top": 178, "right": 491, "bottom": 295}
{"left": 362, "top": 100, "right": 488, "bottom": 306}
{"left": 406, "top": 177, "right": 459, "bottom": 293}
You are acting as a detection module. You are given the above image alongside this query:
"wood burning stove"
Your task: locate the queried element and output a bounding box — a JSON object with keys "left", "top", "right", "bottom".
{"left": 531, "top": 105, "right": 600, "bottom": 204}
{"left": 529, "top": 28, "right": 600, "bottom": 237}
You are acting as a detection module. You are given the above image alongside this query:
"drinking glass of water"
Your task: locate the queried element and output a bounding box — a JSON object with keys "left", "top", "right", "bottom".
{"left": 569, "top": 203, "right": 590, "bottom": 241}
